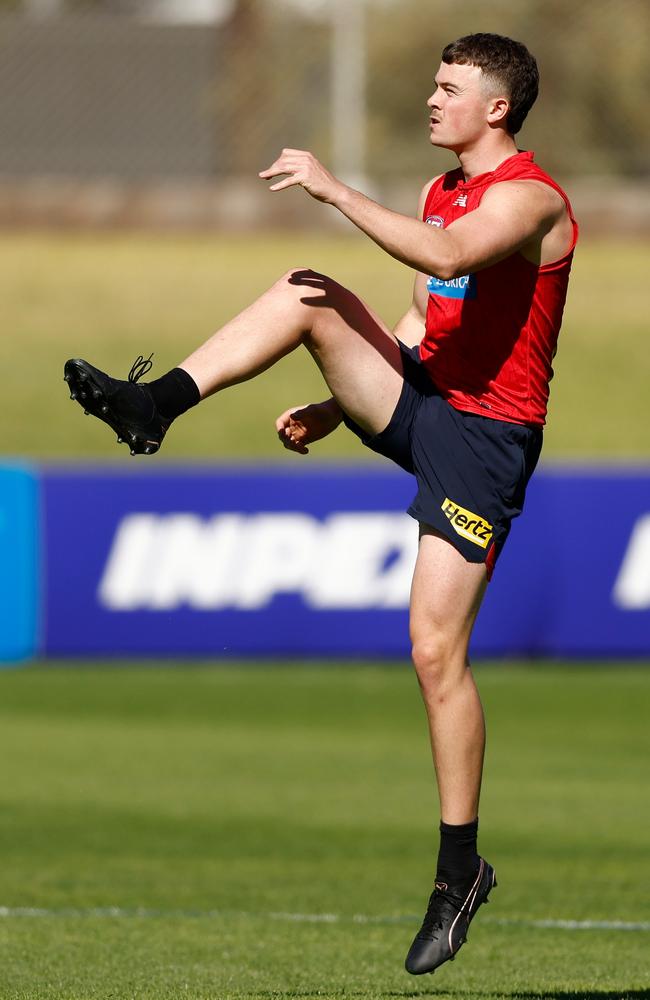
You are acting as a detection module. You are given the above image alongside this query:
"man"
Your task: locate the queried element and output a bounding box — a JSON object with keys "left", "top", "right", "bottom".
{"left": 64, "top": 33, "right": 577, "bottom": 976}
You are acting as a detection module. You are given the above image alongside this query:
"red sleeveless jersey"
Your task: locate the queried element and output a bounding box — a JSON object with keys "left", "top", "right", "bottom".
{"left": 419, "top": 151, "right": 578, "bottom": 426}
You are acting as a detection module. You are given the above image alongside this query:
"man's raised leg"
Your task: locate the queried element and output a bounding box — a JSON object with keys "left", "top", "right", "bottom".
{"left": 177, "top": 268, "right": 404, "bottom": 435}
{"left": 405, "top": 525, "right": 497, "bottom": 975}
{"left": 64, "top": 268, "right": 405, "bottom": 452}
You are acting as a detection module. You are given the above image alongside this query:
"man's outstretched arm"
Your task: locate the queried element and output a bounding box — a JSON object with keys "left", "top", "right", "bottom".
{"left": 259, "top": 149, "right": 564, "bottom": 279}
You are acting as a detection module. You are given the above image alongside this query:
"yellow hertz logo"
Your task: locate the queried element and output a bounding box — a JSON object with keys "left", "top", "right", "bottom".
{"left": 441, "top": 498, "right": 493, "bottom": 549}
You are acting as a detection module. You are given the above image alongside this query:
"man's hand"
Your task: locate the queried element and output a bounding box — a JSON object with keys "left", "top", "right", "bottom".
{"left": 275, "top": 399, "right": 343, "bottom": 455}
{"left": 259, "top": 149, "right": 345, "bottom": 204}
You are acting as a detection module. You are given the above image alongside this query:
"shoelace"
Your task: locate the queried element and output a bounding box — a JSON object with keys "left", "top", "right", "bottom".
{"left": 128, "top": 353, "right": 154, "bottom": 383}
{"left": 417, "top": 886, "right": 462, "bottom": 940}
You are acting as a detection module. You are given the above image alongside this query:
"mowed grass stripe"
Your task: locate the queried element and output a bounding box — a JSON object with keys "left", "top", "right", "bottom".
{"left": 0, "top": 913, "right": 648, "bottom": 999}
{"left": 0, "top": 662, "right": 648, "bottom": 998}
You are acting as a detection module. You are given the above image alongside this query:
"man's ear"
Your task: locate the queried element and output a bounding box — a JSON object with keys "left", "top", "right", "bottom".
{"left": 487, "top": 96, "right": 510, "bottom": 126}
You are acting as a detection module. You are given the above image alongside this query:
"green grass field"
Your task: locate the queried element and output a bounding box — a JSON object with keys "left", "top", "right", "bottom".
{"left": 1, "top": 233, "right": 649, "bottom": 460}
{"left": 0, "top": 662, "right": 648, "bottom": 1000}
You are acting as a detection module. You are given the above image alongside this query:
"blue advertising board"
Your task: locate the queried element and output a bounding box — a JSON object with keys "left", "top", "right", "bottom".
{"left": 37, "top": 464, "right": 650, "bottom": 659}
{"left": 0, "top": 464, "right": 39, "bottom": 662}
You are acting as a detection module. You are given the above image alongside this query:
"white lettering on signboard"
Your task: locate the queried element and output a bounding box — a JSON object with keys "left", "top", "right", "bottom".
{"left": 612, "top": 515, "right": 650, "bottom": 610}
{"left": 233, "top": 514, "right": 321, "bottom": 609}
{"left": 304, "top": 513, "right": 416, "bottom": 609}
{"left": 98, "top": 512, "right": 418, "bottom": 611}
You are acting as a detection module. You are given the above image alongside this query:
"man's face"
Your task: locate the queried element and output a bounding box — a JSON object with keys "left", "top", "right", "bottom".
{"left": 427, "top": 61, "right": 502, "bottom": 151}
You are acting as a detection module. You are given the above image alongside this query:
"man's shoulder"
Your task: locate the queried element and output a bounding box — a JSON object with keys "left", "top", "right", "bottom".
{"left": 491, "top": 155, "right": 572, "bottom": 208}
{"left": 483, "top": 176, "right": 569, "bottom": 224}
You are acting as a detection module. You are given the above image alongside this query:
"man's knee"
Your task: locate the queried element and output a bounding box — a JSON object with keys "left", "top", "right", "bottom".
{"left": 280, "top": 269, "right": 356, "bottom": 348}
{"left": 281, "top": 266, "right": 331, "bottom": 288}
{"left": 278, "top": 269, "right": 341, "bottom": 325}
{"left": 411, "top": 633, "right": 467, "bottom": 702}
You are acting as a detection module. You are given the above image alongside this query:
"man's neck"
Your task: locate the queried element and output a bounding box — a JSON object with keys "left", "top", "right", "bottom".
{"left": 456, "top": 135, "right": 520, "bottom": 181}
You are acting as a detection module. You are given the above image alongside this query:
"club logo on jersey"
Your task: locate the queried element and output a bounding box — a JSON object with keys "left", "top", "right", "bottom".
{"left": 427, "top": 272, "right": 477, "bottom": 300}
{"left": 453, "top": 193, "right": 468, "bottom": 207}
{"left": 441, "top": 498, "right": 493, "bottom": 549}
{"left": 425, "top": 212, "right": 475, "bottom": 299}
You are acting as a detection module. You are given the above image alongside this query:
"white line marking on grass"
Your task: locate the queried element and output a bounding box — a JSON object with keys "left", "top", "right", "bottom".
{"left": 489, "top": 917, "right": 650, "bottom": 932}
{"left": 0, "top": 906, "right": 648, "bottom": 932}
{"left": 269, "top": 912, "right": 340, "bottom": 923}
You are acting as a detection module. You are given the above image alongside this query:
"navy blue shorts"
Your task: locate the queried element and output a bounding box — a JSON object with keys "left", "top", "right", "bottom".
{"left": 342, "top": 342, "right": 543, "bottom": 577}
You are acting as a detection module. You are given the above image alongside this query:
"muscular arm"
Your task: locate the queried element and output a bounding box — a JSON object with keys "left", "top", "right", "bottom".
{"left": 260, "top": 150, "right": 568, "bottom": 279}
{"left": 334, "top": 178, "right": 566, "bottom": 278}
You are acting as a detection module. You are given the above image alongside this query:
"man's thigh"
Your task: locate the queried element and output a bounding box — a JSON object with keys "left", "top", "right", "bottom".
{"left": 292, "top": 269, "right": 405, "bottom": 437}
{"left": 410, "top": 525, "right": 488, "bottom": 663}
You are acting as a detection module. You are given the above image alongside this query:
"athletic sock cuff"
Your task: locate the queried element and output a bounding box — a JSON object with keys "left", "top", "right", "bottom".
{"left": 440, "top": 819, "right": 479, "bottom": 837}
{"left": 436, "top": 818, "right": 480, "bottom": 883}
{"left": 149, "top": 367, "right": 201, "bottom": 421}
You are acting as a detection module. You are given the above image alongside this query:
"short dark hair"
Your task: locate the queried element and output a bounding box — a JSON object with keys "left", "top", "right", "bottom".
{"left": 441, "top": 33, "right": 539, "bottom": 135}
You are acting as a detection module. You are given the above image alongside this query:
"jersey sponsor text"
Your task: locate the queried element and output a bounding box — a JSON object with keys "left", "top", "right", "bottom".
{"left": 427, "top": 273, "right": 477, "bottom": 300}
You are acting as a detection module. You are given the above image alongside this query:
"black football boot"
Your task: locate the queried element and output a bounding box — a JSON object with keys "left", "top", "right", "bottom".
{"left": 63, "top": 354, "right": 169, "bottom": 455}
{"left": 405, "top": 857, "right": 497, "bottom": 975}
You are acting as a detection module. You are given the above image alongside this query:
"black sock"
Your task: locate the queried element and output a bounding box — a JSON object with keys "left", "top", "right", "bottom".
{"left": 436, "top": 819, "right": 480, "bottom": 885}
{"left": 147, "top": 368, "right": 201, "bottom": 422}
